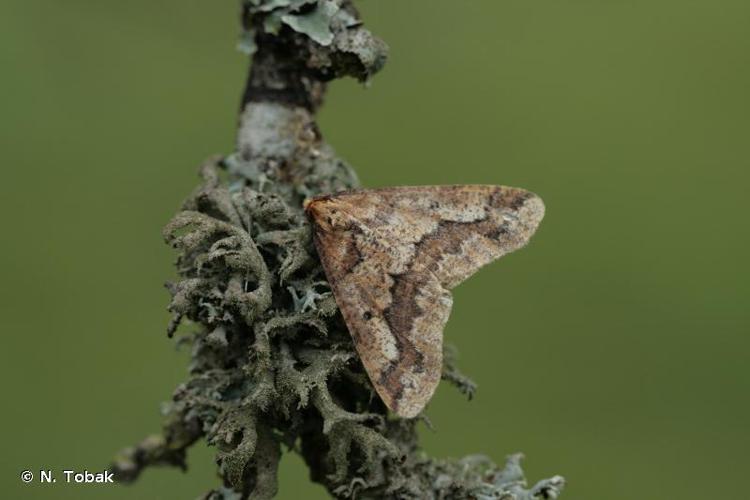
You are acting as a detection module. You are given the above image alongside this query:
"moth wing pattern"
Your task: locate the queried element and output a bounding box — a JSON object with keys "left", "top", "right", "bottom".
{"left": 306, "top": 185, "right": 545, "bottom": 417}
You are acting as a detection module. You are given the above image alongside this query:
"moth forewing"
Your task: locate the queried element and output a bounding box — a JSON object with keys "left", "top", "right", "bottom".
{"left": 306, "top": 185, "right": 544, "bottom": 417}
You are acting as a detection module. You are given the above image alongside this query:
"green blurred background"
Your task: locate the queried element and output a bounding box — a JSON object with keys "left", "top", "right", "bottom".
{"left": 1, "top": 0, "right": 748, "bottom": 498}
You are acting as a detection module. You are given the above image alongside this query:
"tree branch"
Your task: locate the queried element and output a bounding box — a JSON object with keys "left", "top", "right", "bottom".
{"left": 111, "top": 2, "right": 565, "bottom": 498}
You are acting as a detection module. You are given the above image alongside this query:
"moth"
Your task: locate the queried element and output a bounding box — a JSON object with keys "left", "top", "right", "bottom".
{"left": 305, "top": 185, "right": 544, "bottom": 418}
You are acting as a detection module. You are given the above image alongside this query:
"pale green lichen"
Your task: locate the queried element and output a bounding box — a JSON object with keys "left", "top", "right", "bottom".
{"left": 240, "top": 0, "right": 387, "bottom": 82}
{"left": 112, "top": 155, "right": 564, "bottom": 498}
{"left": 281, "top": 1, "right": 340, "bottom": 46}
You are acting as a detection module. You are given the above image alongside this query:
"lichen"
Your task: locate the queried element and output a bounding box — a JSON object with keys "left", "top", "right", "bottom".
{"left": 112, "top": 153, "right": 564, "bottom": 498}
{"left": 240, "top": 0, "right": 388, "bottom": 82}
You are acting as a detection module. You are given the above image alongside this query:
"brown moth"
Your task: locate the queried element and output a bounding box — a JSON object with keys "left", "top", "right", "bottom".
{"left": 305, "top": 186, "right": 545, "bottom": 418}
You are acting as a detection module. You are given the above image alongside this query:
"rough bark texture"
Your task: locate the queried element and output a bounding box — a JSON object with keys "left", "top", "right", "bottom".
{"left": 111, "top": 2, "right": 565, "bottom": 498}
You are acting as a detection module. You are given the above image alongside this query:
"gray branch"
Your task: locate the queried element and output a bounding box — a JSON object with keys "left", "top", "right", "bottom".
{"left": 111, "top": 1, "right": 564, "bottom": 498}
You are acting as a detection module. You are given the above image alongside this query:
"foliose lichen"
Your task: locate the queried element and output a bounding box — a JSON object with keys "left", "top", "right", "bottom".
{"left": 239, "top": 0, "right": 387, "bottom": 82}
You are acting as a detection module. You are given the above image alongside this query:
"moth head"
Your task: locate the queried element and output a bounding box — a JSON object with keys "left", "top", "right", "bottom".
{"left": 304, "top": 195, "right": 350, "bottom": 232}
